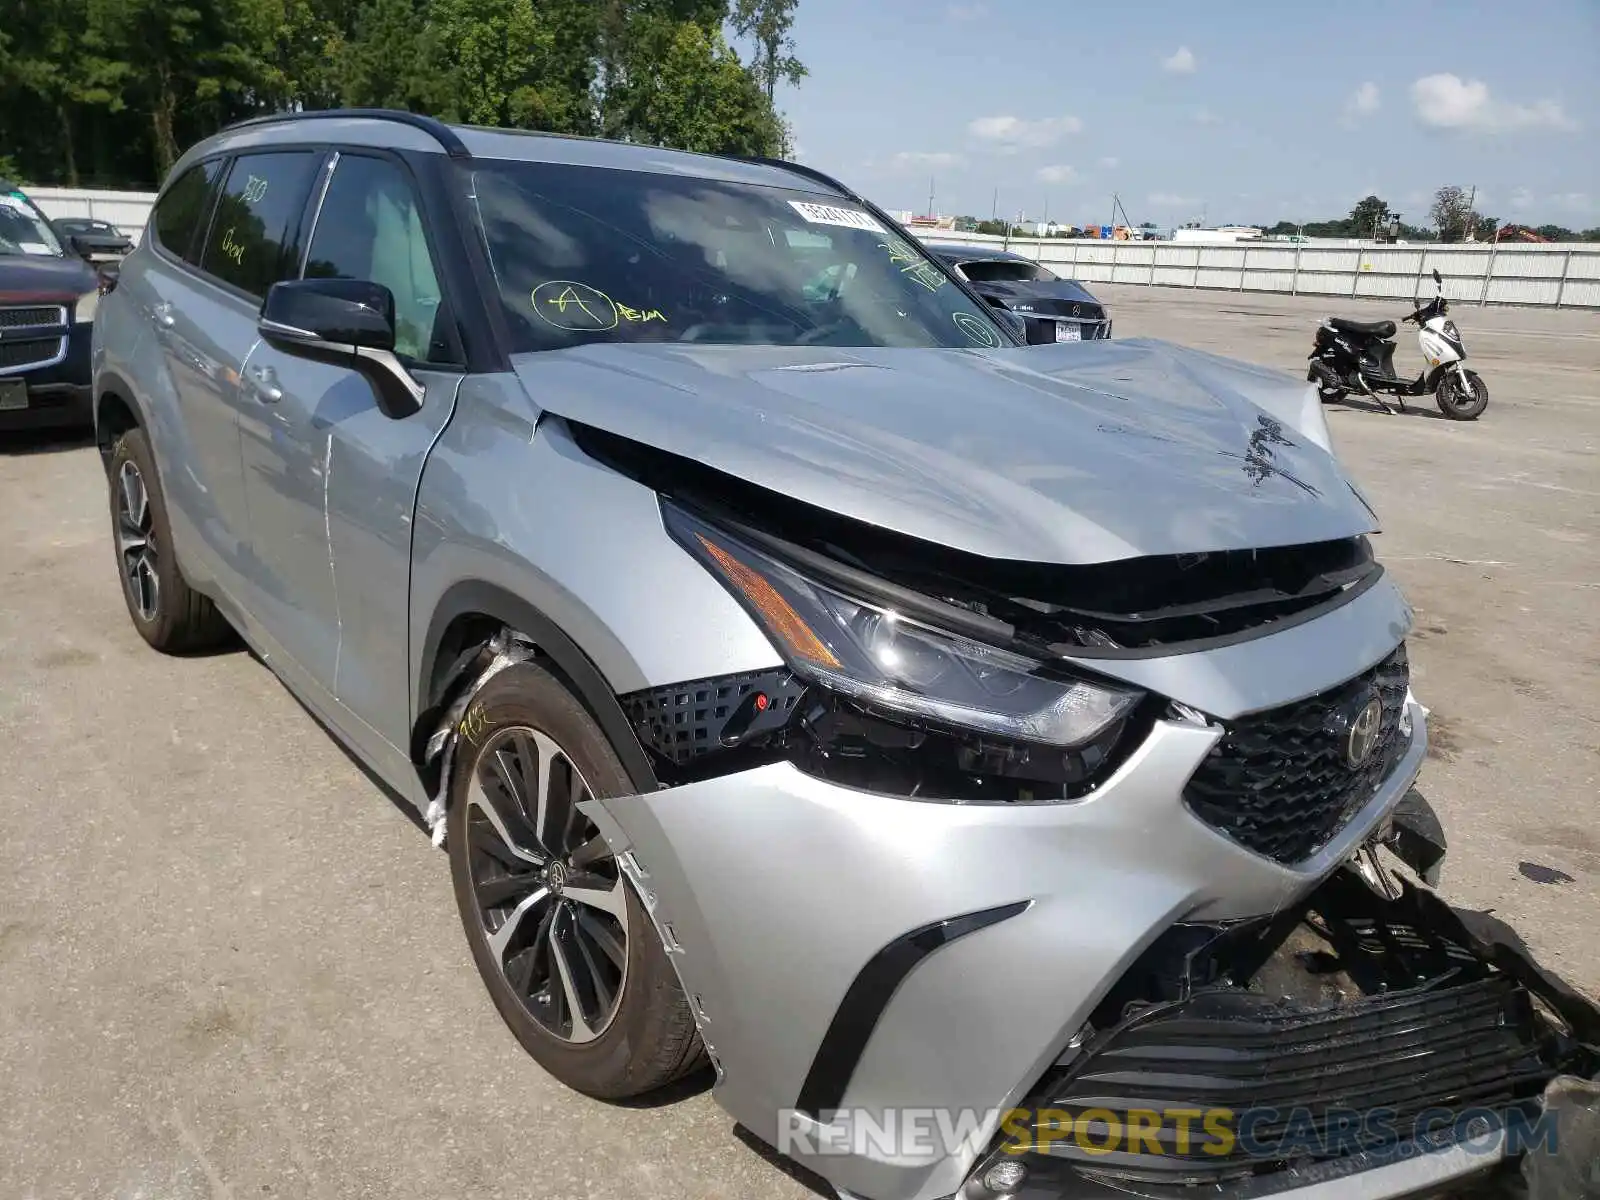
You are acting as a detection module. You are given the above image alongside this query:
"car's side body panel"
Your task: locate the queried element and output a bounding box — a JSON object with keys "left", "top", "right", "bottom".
{"left": 407, "top": 377, "right": 783, "bottom": 724}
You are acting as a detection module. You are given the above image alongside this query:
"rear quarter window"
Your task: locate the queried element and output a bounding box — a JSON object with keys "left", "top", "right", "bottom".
{"left": 199, "top": 151, "right": 322, "bottom": 297}
{"left": 152, "top": 160, "right": 223, "bottom": 264}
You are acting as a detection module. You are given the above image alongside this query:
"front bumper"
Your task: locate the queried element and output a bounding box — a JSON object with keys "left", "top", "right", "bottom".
{"left": 0, "top": 319, "right": 92, "bottom": 430}
{"left": 590, "top": 693, "right": 1438, "bottom": 1200}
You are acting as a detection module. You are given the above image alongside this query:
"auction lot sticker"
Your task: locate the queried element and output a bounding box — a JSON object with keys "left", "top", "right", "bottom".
{"left": 788, "top": 201, "right": 883, "bottom": 233}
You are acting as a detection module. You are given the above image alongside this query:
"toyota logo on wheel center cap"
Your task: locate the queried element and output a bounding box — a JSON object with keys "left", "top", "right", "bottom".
{"left": 545, "top": 860, "right": 568, "bottom": 893}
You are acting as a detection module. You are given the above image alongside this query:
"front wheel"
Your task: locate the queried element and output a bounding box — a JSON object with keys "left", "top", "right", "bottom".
{"left": 446, "top": 662, "right": 705, "bottom": 1099}
{"left": 1437, "top": 368, "right": 1488, "bottom": 420}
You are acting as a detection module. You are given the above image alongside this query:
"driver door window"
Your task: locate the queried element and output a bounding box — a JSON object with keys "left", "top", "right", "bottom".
{"left": 302, "top": 153, "right": 450, "bottom": 363}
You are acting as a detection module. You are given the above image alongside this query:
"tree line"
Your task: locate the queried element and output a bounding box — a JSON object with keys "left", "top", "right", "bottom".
{"left": 0, "top": 0, "right": 804, "bottom": 190}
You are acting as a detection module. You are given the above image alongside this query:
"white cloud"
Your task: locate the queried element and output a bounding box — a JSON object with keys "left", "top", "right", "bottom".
{"left": 1191, "top": 107, "right": 1221, "bottom": 126}
{"left": 946, "top": 1, "right": 988, "bottom": 18}
{"left": 1346, "top": 82, "right": 1380, "bottom": 119}
{"left": 1099, "top": 156, "right": 1120, "bottom": 169}
{"left": 967, "top": 114, "right": 1084, "bottom": 149}
{"left": 1161, "top": 46, "right": 1197, "bottom": 73}
{"left": 890, "top": 151, "right": 962, "bottom": 170}
{"left": 1509, "top": 187, "right": 1536, "bottom": 212}
{"left": 1411, "top": 74, "right": 1577, "bottom": 133}
{"left": 1148, "top": 192, "right": 1200, "bottom": 208}
{"left": 1036, "top": 165, "right": 1076, "bottom": 184}
{"left": 1550, "top": 192, "right": 1594, "bottom": 213}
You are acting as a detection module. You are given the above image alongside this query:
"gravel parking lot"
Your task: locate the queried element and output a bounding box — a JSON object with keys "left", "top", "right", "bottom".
{"left": 2, "top": 287, "right": 1596, "bottom": 1199}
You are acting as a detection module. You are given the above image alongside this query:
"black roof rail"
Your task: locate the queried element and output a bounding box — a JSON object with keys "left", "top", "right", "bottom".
{"left": 221, "top": 108, "right": 471, "bottom": 159}
{"left": 735, "top": 156, "right": 855, "bottom": 200}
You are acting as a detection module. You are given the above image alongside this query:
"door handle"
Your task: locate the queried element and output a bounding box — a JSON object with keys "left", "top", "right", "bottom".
{"left": 152, "top": 301, "right": 175, "bottom": 329}
{"left": 245, "top": 363, "right": 283, "bottom": 404}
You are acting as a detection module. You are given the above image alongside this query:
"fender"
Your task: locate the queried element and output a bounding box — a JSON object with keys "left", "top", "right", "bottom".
{"left": 92, "top": 366, "right": 150, "bottom": 454}
{"left": 416, "top": 579, "right": 658, "bottom": 795}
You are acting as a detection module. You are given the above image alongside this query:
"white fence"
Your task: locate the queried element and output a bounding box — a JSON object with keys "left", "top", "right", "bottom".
{"left": 26, "top": 186, "right": 156, "bottom": 242}
{"left": 916, "top": 229, "right": 1600, "bottom": 310}
{"left": 22, "top": 185, "right": 1600, "bottom": 310}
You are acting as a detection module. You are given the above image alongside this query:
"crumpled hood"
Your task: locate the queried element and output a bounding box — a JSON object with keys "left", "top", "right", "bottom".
{"left": 513, "top": 338, "right": 1375, "bottom": 564}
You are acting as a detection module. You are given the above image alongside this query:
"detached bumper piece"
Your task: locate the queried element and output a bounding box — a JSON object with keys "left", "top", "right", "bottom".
{"left": 968, "top": 870, "right": 1600, "bottom": 1199}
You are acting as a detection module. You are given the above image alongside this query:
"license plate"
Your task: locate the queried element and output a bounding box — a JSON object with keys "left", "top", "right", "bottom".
{"left": 1055, "top": 323, "right": 1082, "bottom": 343}
{"left": 0, "top": 379, "right": 28, "bottom": 411}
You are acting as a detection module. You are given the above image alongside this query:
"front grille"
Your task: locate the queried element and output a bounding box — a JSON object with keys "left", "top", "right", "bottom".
{"left": 1184, "top": 645, "right": 1409, "bottom": 864}
{"left": 0, "top": 305, "right": 66, "bottom": 330}
{"left": 1020, "top": 298, "right": 1105, "bottom": 320}
{"left": 1031, "top": 975, "right": 1550, "bottom": 1181}
{"left": 0, "top": 336, "right": 66, "bottom": 372}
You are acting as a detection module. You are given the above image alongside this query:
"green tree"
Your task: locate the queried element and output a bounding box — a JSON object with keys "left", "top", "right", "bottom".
{"left": 604, "top": 17, "right": 781, "bottom": 154}
{"left": 732, "top": 0, "right": 805, "bottom": 103}
{"left": 0, "top": 0, "right": 97, "bottom": 185}
{"left": 1349, "top": 194, "right": 1392, "bottom": 239}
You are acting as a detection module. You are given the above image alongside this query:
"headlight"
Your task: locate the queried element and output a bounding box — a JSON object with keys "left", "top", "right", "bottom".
{"left": 74, "top": 289, "right": 98, "bottom": 324}
{"left": 665, "top": 504, "right": 1142, "bottom": 748}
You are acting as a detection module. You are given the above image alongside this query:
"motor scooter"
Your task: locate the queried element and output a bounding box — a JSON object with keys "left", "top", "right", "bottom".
{"left": 1307, "top": 270, "right": 1489, "bottom": 420}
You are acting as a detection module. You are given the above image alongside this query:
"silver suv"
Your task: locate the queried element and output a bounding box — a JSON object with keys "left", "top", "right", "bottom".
{"left": 93, "top": 111, "right": 1597, "bottom": 1200}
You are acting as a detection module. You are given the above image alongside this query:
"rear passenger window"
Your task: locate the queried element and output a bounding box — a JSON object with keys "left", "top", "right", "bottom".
{"left": 152, "top": 160, "right": 222, "bottom": 263}
{"left": 200, "top": 152, "right": 321, "bottom": 297}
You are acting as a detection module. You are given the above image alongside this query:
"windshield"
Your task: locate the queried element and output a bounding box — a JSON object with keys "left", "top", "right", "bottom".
{"left": 958, "top": 259, "right": 1058, "bottom": 284}
{"left": 469, "top": 162, "right": 1011, "bottom": 352}
{"left": 0, "top": 192, "right": 65, "bottom": 257}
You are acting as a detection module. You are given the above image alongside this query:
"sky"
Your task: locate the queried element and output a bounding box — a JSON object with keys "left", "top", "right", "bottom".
{"left": 774, "top": 0, "right": 1600, "bottom": 230}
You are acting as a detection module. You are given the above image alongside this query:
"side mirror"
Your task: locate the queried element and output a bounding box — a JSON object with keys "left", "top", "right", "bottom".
{"left": 259, "top": 278, "right": 424, "bottom": 419}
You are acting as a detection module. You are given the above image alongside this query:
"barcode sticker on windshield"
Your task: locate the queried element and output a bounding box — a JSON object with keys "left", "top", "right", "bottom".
{"left": 788, "top": 201, "right": 882, "bottom": 233}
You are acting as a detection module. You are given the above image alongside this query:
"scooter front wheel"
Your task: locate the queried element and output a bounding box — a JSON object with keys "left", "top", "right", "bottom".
{"left": 1437, "top": 369, "right": 1489, "bottom": 421}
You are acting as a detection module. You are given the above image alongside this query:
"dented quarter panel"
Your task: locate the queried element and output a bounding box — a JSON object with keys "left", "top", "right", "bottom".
{"left": 407, "top": 375, "right": 781, "bottom": 714}
{"left": 510, "top": 337, "right": 1376, "bottom": 566}
{"left": 589, "top": 704, "right": 1429, "bottom": 1200}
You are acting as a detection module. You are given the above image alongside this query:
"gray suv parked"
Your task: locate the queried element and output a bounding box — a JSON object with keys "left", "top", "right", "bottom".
{"left": 93, "top": 111, "right": 1598, "bottom": 1200}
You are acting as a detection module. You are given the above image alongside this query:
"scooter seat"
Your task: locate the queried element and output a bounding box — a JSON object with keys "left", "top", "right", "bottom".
{"left": 1329, "top": 317, "right": 1397, "bottom": 339}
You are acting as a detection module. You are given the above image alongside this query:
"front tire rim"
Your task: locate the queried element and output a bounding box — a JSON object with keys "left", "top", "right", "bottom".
{"left": 116, "top": 460, "right": 160, "bottom": 622}
{"left": 464, "top": 726, "right": 630, "bottom": 1044}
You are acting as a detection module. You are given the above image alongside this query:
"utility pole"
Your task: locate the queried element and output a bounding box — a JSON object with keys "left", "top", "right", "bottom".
{"left": 990, "top": 187, "right": 998, "bottom": 223}
{"left": 928, "top": 176, "right": 935, "bottom": 220}
{"left": 1464, "top": 184, "right": 1477, "bottom": 242}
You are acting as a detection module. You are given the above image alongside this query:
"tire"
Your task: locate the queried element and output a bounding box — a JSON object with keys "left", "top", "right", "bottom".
{"left": 107, "top": 427, "right": 233, "bottom": 653}
{"left": 446, "top": 662, "right": 704, "bottom": 1099}
{"left": 1436, "top": 369, "right": 1489, "bottom": 421}
{"left": 1307, "top": 363, "right": 1345, "bottom": 404}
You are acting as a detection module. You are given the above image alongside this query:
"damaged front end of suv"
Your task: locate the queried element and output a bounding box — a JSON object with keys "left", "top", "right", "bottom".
{"left": 482, "top": 337, "right": 1600, "bottom": 1200}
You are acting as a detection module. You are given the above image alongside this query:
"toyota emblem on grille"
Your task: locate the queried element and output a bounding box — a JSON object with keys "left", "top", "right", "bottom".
{"left": 1347, "top": 696, "right": 1383, "bottom": 767}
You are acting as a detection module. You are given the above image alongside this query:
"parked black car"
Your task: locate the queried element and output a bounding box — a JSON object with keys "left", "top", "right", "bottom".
{"left": 52, "top": 216, "right": 135, "bottom": 259}
{"left": 930, "top": 243, "right": 1111, "bottom": 343}
{"left": 0, "top": 181, "right": 101, "bottom": 430}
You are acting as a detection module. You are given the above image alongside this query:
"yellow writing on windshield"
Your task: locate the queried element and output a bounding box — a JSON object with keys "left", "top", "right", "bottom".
{"left": 878, "top": 237, "right": 947, "bottom": 293}
{"left": 532, "top": 280, "right": 667, "bottom": 332}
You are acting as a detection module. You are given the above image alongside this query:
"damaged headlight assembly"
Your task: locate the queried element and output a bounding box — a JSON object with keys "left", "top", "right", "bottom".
{"left": 662, "top": 502, "right": 1143, "bottom": 757}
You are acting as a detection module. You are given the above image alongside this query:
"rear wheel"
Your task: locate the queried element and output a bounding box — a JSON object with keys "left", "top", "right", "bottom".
{"left": 446, "top": 663, "right": 704, "bottom": 1098}
{"left": 107, "top": 428, "right": 232, "bottom": 652}
{"left": 1436, "top": 368, "right": 1488, "bottom": 420}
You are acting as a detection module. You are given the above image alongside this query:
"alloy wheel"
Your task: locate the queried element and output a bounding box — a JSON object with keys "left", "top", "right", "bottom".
{"left": 116, "top": 460, "right": 160, "bottom": 621}
{"left": 463, "top": 726, "right": 630, "bottom": 1044}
